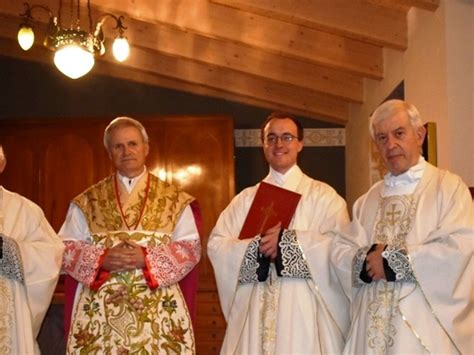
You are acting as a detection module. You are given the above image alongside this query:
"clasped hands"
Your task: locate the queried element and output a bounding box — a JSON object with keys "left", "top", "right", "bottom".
{"left": 102, "top": 240, "right": 145, "bottom": 272}
{"left": 259, "top": 222, "right": 281, "bottom": 261}
{"left": 365, "top": 244, "right": 386, "bottom": 281}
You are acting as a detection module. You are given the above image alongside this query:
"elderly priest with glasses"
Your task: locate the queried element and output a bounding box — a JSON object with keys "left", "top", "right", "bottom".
{"left": 208, "top": 112, "right": 350, "bottom": 354}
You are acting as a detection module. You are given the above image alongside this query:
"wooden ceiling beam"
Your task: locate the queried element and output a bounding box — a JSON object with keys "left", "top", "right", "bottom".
{"left": 0, "top": 2, "right": 364, "bottom": 103}
{"left": 89, "top": 0, "right": 383, "bottom": 79}
{"left": 116, "top": 44, "right": 350, "bottom": 123}
{"left": 126, "top": 16, "right": 364, "bottom": 103}
{"left": 211, "top": 0, "right": 408, "bottom": 50}
{"left": 364, "top": 0, "right": 439, "bottom": 11}
{"left": 0, "top": 31, "right": 349, "bottom": 124}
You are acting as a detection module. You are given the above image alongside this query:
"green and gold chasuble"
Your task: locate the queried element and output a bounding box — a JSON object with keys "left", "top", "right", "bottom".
{"left": 67, "top": 173, "right": 195, "bottom": 354}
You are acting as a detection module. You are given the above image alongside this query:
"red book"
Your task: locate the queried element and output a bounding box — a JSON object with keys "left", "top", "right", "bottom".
{"left": 239, "top": 182, "right": 302, "bottom": 239}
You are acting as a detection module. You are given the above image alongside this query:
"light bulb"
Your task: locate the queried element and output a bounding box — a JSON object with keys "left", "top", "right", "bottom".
{"left": 18, "top": 25, "right": 34, "bottom": 51}
{"left": 112, "top": 36, "right": 129, "bottom": 62}
{"left": 54, "top": 45, "right": 95, "bottom": 79}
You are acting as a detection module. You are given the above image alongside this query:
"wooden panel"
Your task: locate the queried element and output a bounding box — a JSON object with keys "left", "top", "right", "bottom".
{"left": 0, "top": 133, "right": 36, "bottom": 201}
{"left": 43, "top": 134, "right": 97, "bottom": 230}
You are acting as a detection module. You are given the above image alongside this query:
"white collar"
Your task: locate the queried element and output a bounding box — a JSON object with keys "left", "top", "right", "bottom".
{"left": 383, "top": 156, "right": 426, "bottom": 188}
{"left": 117, "top": 167, "right": 147, "bottom": 193}
{"left": 265, "top": 165, "right": 302, "bottom": 190}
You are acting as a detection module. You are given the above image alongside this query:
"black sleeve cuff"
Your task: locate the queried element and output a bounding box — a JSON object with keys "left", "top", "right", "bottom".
{"left": 382, "top": 254, "right": 397, "bottom": 282}
{"left": 256, "top": 252, "right": 271, "bottom": 282}
{"left": 274, "top": 229, "right": 284, "bottom": 277}
{"left": 359, "top": 243, "right": 377, "bottom": 283}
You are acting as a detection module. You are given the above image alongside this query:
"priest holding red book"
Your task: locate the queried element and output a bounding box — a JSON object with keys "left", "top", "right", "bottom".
{"left": 208, "top": 112, "right": 350, "bottom": 354}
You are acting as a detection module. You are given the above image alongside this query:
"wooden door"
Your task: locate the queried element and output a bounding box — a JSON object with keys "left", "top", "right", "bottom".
{"left": 0, "top": 115, "right": 233, "bottom": 354}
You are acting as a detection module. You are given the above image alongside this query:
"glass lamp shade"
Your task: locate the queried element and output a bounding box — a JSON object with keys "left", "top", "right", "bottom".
{"left": 18, "top": 25, "right": 35, "bottom": 51}
{"left": 53, "top": 45, "right": 95, "bottom": 79}
{"left": 112, "top": 36, "right": 129, "bottom": 62}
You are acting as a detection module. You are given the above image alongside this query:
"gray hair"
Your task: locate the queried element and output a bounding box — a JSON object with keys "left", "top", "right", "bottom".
{"left": 103, "top": 117, "right": 149, "bottom": 150}
{"left": 369, "top": 99, "right": 423, "bottom": 139}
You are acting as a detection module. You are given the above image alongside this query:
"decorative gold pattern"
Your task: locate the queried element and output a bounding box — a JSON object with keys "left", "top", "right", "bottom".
{"left": 73, "top": 174, "right": 193, "bottom": 234}
{"left": 68, "top": 174, "right": 195, "bottom": 354}
{"left": 366, "top": 194, "right": 416, "bottom": 352}
{"left": 259, "top": 269, "right": 281, "bottom": 355}
{"left": 0, "top": 278, "right": 13, "bottom": 354}
{"left": 234, "top": 128, "right": 345, "bottom": 147}
{"left": 373, "top": 195, "right": 416, "bottom": 247}
{"left": 367, "top": 282, "right": 398, "bottom": 353}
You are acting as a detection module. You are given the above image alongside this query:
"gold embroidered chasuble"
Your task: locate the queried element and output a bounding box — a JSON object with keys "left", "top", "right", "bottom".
{"left": 336, "top": 164, "right": 473, "bottom": 354}
{"left": 362, "top": 194, "right": 416, "bottom": 353}
{"left": 67, "top": 173, "right": 196, "bottom": 354}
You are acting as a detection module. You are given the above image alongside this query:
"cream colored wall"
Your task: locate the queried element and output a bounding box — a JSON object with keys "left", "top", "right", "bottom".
{"left": 346, "top": 0, "right": 474, "bottom": 210}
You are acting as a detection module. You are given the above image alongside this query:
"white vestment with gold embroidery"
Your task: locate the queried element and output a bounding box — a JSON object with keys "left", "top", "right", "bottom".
{"left": 332, "top": 163, "right": 473, "bottom": 354}
{"left": 208, "top": 166, "right": 350, "bottom": 354}
{"left": 60, "top": 173, "right": 200, "bottom": 354}
{"left": 0, "top": 186, "right": 64, "bottom": 355}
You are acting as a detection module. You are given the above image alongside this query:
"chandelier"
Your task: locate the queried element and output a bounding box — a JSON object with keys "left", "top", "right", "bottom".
{"left": 17, "top": 0, "right": 130, "bottom": 79}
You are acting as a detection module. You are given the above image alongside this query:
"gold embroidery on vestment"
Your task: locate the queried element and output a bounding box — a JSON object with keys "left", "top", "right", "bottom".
{"left": 366, "top": 195, "right": 416, "bottom": 353}
{"left": 0, "top": 279, "right": 13, "bottom": 354}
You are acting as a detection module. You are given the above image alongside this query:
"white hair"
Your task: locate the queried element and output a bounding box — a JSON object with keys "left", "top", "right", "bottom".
{"left": 103, "top": 116, "right": 149, "bottom": 150}
{"left": 369, "top": 99, "right": 423, "bottom": 139}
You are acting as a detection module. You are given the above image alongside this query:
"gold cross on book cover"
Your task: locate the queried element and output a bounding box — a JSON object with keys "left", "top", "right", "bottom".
{"left": 239, "top": 182, "right": 302, "bottom": 239}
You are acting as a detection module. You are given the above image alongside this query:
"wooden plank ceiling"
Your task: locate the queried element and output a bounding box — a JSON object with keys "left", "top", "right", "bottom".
{"left": 0, "top": 0, "right": 439, "bottom": 124}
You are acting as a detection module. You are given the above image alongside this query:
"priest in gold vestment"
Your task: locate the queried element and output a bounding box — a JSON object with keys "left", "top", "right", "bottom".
{"left": 332, "top": 100, "right": 473, "bottom": 354}
{"left": 59, "top": 117, "right": 201, "bottom": 354}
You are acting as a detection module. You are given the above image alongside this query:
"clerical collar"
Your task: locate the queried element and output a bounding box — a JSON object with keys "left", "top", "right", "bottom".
{"left": 117, "top": 168, "right": 147, "bottom": 193}
{"left": 268, "top": 165, "right": 300, "bottom": 188}
{"left": 382, "top": 156, "right": 425, "bottom": 196}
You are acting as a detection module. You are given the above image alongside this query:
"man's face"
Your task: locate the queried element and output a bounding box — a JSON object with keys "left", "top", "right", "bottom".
{"left": 107, "top": 125, "right": 149, "bottom": 178}
{"left": 262, "top": 118, "right": 303, "bottom": 174}
{"left": 373, "top": 111, "right": 425, "bottom": 176}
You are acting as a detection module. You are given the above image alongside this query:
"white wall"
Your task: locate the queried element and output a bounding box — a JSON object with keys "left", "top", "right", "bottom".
{"left": 346, "top": 0, "right": 474, "bottom": 210}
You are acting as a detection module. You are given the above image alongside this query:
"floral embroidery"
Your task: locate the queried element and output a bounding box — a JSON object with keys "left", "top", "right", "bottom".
{"left": 67, "top": 173, "right": 197, "bottom": 354}
{"left": 238, "top": 237, "right": 260, "bottom": 284}
{"left": 278, "top": 230, "right": 311, "bottom": 279}
{"left": 67, "top": 232, "right": 195, "bottom": 354}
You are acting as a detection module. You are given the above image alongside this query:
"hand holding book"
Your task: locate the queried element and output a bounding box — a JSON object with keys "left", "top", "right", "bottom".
{"left": 259, "top": 221, "right": 281, "bottom": 260}
{"left": 239, "top": 182, "right": 301, "bottom": 239}
{"left": 239, "top": 182, "right": 301, "bottom": 282}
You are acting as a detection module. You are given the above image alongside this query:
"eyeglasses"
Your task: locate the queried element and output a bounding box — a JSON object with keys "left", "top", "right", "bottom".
{"left": 264, "top": 133, "right": 299, "bottom": 145}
